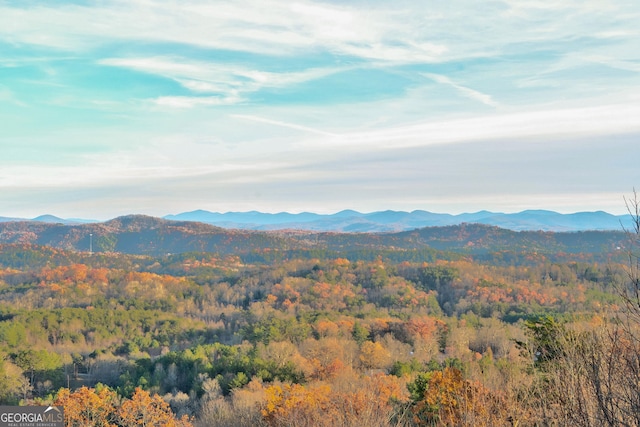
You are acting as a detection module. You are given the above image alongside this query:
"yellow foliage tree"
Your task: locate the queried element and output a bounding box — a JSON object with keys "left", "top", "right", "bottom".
{"left": 117, "top": 387, "right": 193, "bottom": 427}
{"left": 262, "top": 383, "right": 331, "bottom": 426}
{"left": 411, "top": 367, "right": 507, "bottom": 426}
{"left": 54, "top": 386, "right": 193, "bottom": 427}
{"left": 359, "top": 341, "right": 391, "bottom": 370}
{"left": 261, "top": 374, "right": 408, "bottom": 427}
{"left": 54, "top": 386, "right": 118, "bottom": 427}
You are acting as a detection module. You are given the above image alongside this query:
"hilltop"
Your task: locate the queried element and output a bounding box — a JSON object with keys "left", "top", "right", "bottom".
{"left": 0, "top": 214, "right": 630, "bottom": 260}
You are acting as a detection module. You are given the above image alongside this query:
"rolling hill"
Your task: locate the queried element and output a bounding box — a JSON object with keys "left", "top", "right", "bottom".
{"left": 0, "top": 214, "right": 631, "bottom": 259}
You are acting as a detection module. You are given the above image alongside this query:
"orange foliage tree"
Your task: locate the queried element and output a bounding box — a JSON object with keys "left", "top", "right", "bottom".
{"left": 262, "top": 383, "right": 332, "bottom": 426}
{"left": 54, "top": 386, "right": 193, "bottom": 427}
{"left": 261, "top": 375, "right": 407, "bottom": 427}
{"left": 410, "top": 367, "right": 508, "bottom": 426}
{"left": 54, "top": 386, "right": 118, "bottom": 427}
{"left": 117, "top": 387, "right": 193, "bottom": 427}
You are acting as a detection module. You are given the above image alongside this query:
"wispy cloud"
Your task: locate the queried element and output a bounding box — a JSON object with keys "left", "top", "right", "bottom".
{"left": 0, "top": 85, "right": 26, "bottom": 107}
{"left": 316, "top": 101, "right": 640, "bottom": 151}
{"left": 231, "top": 114, "right": 338, "bottom": 137}
{"left": 424, "top": 73, "right": 499, "bottom": 108}
{"left": 1, "top": 1, "right": 637, "bottom": 62}
{"left": 154, "top": 95, "right": 243, "bottom": 108}
{"left": 0, "top": 1, "right": 446, "bottom": 63}
{"left": 0, "top": 159, "right": 290, "bottom": 189}
{"left": 100, "top": 56, "right": 348, "bottom": 106}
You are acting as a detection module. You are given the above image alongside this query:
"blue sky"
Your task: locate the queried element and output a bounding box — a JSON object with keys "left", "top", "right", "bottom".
{"left": 1, "top": 0, "right": 639, "bottom": 219}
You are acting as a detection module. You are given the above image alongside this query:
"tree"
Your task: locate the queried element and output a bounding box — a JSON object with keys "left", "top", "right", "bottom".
{"left": 359, "top": 341, "right": 391, "bottom": 370}
{"left": 519, "top": 191, "right": 640, "bottom": 426}
{"left": 519, "top": 315, "right": 567, "bottom": 367}
{"left": 13, "top": 349, "right": 63, "bottom": 393}
{"left": 261, "top": 383, "right": 331, "bottom": 427}
{"left": 53, "top": 386, "right": 193, "bottom": 427}
{"left": 117, "top": 387, "right": 193, "bottom": 427}
{"left": 54, "top": 386, "right": 118, "bottom": 427}
{"left": 352, "top": 322, "right": 369, "bottom": 345}
{"left": 0, "top": 357, "right": 29, "bottom": 404}
{"left": 409, "top": 367, "right": 508, "bottom": 426}
{"left": 622, "top": 189, "right": 640, "bottom": 324}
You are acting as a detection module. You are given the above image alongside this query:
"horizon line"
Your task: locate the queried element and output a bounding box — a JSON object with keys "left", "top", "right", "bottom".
{"left": 0, "top": 207, "right": 633, "bottom": 223}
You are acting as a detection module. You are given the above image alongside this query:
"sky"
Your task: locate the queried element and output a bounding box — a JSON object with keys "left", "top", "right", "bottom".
{"left": 1, "top": 0, "right": 640, "bottom": 220}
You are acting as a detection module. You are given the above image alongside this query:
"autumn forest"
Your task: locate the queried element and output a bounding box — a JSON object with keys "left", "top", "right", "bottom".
{"left": 1, "top": 213, "right": 640, "bottom": 426}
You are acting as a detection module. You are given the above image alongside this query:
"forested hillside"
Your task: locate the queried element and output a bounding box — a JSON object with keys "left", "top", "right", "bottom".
{"left": 1, "top": 217, "right": 639, "bottom": 426}
{"left": 0, "top": 215, "right": 630, "bottom": 260}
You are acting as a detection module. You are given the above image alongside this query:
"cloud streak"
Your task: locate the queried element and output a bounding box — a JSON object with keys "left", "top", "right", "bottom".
{"left": 310, "top": 101, "right": 640, "bottom": 152}
{"left": 99, "top": 56, "right": 349, "bottom": 106}
{"left": 230, "top": 115, "right": 338, "bottom": 137}
{"left": 423, "top": 73, "right": 499, "bottom": 108}
{"left": 2, "top": 1, "right": 636, "bottom": 64}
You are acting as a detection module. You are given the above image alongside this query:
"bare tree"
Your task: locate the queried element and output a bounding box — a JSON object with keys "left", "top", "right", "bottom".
{"left": 622, "top": 189, "right": 640, "bottom": 325}
{"left": 521, "top": 190, "right": 640, "bottom": 427}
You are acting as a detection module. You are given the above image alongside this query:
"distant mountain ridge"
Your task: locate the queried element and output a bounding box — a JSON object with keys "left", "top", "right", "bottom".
{"left": 0, "top": 214, "right": 97, "bottom": 225}
{"left": 0, "top": 209, "right": 633, "bottom": 232}
{"left": 163, "top": 209, "right": 633, "bottom": 232}
{"left": 0, "top": 215, "right": 630, "bottom": 258}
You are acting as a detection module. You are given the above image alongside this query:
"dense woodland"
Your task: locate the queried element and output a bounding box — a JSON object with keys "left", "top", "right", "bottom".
{"left": 0, "top": 215, "right": 629, "bottom": 258}
{"left": 1, "top": 214, "right": 640, "bottom": 426}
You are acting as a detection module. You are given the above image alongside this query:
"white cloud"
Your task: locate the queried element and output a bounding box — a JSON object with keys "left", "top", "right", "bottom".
{"left": 231, "top": 114, "right": 338, "bottom": 137}
{"left": 100, "top": 56, "right": 348, "bottom": 105}
{"left": 424, "top": 73, "right": 499, "bottom": 108}
{"left": 0, "top": 158, "right": 290, "bottom": 189}
{"left": 583, "top": 55, "right": 640, "bottom": 74}
{"left": 315, "top": 101, "right": 640, "bottom": 151}
{"left": 1, "top": 0, "right": 638, "bottom": 72}
{"left": 0, "top": 85, "right": 26, "bottom": 107}
{"left": 154, "top": 95, "right": 243, "bottom": 108}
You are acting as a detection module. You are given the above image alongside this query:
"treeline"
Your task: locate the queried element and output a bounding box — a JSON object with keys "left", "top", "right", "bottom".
{"left": 0, "top": 217, "right": 630, "bottom": 259}
{"left": 0, "top": 242, "right": 635, "bottom": 426}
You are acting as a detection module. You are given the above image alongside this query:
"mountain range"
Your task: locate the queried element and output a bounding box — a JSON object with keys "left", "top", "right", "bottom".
{"left": 2, "top": 209, "right": 630, "bottom": 232}
{"left": 164, "top": 209, "right": 635, "bottom": 232}
{"left": 0, "top": 214, "right": 632, "bottom": 259}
